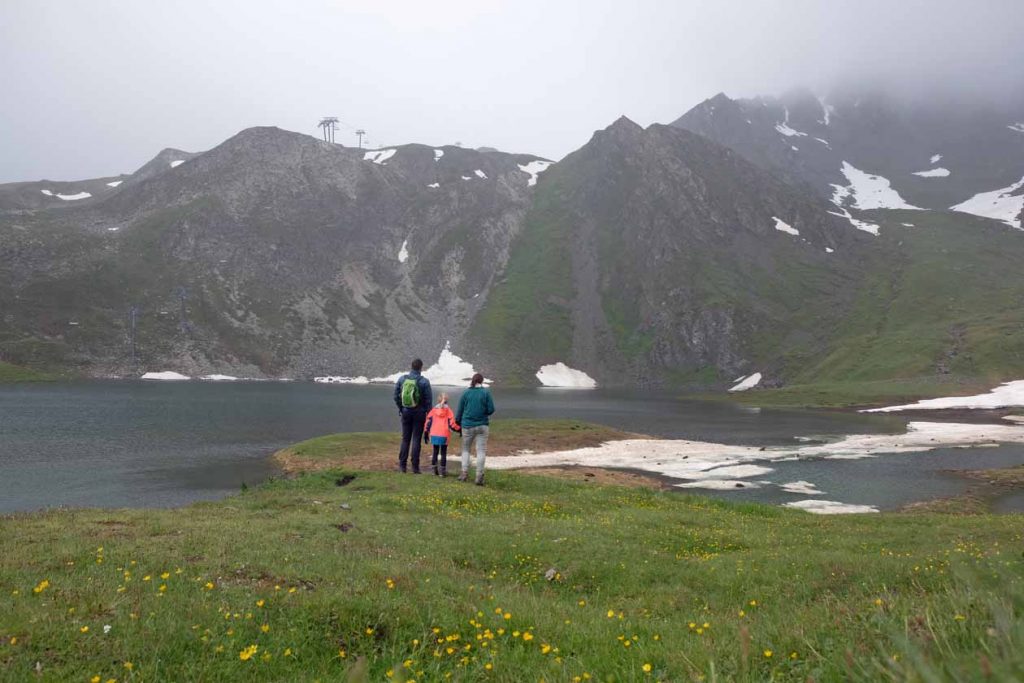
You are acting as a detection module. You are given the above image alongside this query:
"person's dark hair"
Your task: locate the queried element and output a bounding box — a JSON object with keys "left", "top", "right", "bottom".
{"left": 411, "top": 358, "right": 423, "bottom": 372}
{"left": 471, "top": 373, "right": 484, "bottom": 387}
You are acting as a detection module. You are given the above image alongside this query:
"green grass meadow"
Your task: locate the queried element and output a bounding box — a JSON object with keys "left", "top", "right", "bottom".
{"left": 2, "top": 424, "right": 1023, "bottom": 682}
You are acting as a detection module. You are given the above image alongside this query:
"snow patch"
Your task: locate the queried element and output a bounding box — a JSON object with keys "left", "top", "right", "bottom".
{"left": 816, "top": 95, "right": 833, "bottom": 125}
{"left": 40, "top": 189, "right": 53, "bottom": 196}
{"left": 536, "top": 362, "right": 597, "bottom": 389}
{"left": 461, "top": 175, "right": 471, "bottom": 181}
{"left": 930, "top": 154, "right": 943, "bottom": 164}
{"left": 433, "top": 149, "right": 444, "bottom": 161}
{"left": 775, "top": 122, "right": 807, "bottom": 137}
{"left": 474, "top": 169, "right": 487, "bottom": 179}
{"left": 398, "top": 240, "right": 409, "bottom": 263}
{"left": 828, "top": 207, "right": 880, "bottom": 235}
{"left": 950, "top": 175, "right": 1024, "bottom": 229}
{"left": 912, "top": 167, "right": 950, "bottom": 178}
{"left": 864, "top": 379, "right": 1024, "bottom": 412}
{"left": 315, "top": 376, "right": 370, "bottom": 385}
{"left": 814, "top": 137, "right": 831, "bottom": 148}
{"left": 56, "top": 192, "right": 92, "bottom": 201}
{"left": 772, "top": 217, "right": 799, "bottom": 236}
{"left": 791, "top": 145, "right": 799, "bottom": 152}
{"left": 518, "top": 160, "right": 553, "bottom": 187}
{"left": 107, "top": 227, "right": 120, "bottom": 232}
{"left": 729, "top": 372, "right": 761, "bottom": 392}
{"left": 780, "top": 480, "right": 824, "bottom": 495}
{"left": 141, "top": 371, "right": 189, "bottom": 381}
{"left": 201, "top": 374, "right": 238, "bottom": 381}
{"left": 825, "top": 247, "right": 834, "bottom": 253}
{"left": 1008, "top": 123, "right": 1024, "bottom": 134}
{"left": 837, "top": 161, "right": 922, "bottom": 210}
{"left": 106, "top": 180, "right": 123, "bottom": 187}
{"left": 169, "top": 160, "right": 185, "bottom": 168}
{"left": 784, "top": 500, "right": 878, "bottom": 514}
{"left": 901, "top": 222, "right": 915, "bottom": 227}
{"left": 427, "top": 182, "right": 440, "bottom": 188}
{"left": 371, "top": 342, "right": 485, "bottom": 387}
{"left": 363, "top": 149, "right": 397, "bottom": 165}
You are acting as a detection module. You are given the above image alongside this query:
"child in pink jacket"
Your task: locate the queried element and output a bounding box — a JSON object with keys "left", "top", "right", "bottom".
{"left": 423, "top": 393, "right": 460, "bottom": 477}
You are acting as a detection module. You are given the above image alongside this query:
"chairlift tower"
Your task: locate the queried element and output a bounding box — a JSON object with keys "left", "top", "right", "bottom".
{"left": 355, "top": 129, "right": 366, "bottom": 148}
{"left": 318, "top": 117, "right": 339, "bottom": 143}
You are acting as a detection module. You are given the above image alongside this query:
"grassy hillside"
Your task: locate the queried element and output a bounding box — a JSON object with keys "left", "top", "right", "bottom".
{"left": 732, "top": 211, "right": 1024, "bottom": 407}
{"left": 2, "top": 421, "right": 1022, "bottom": 682}
{"left": 0, "top": 360, "right": 55, "bottom": 382}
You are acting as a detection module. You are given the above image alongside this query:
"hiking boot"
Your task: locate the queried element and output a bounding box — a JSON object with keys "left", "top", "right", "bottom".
{"left": 432, "top": 466, "right": 439, "bottom": 476}
{"left": 474, "top": 476, "right": 484, "bottom": 487}
{"left": 440, "top": 467, "right": 447, "bottom": 478}
{"left": 457, "top": 471, "right": 468, "bottom": 482}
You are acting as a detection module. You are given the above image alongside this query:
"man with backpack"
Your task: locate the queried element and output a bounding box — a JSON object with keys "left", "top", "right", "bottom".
{"left": 393, "top": 358, "right": 433, "bottom": 474}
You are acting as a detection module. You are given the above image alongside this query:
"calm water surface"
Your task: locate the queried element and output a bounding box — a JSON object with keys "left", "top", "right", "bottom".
{"left": 1, "top": 381, "right": 1021, "bottom": 513}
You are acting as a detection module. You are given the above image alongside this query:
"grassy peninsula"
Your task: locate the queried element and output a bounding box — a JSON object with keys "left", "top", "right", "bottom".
{"left": 1, "top": 420, "right": 1022, "bottom": 682}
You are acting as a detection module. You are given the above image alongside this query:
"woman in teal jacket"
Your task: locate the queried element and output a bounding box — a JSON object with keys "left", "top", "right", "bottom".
{"left": 455, "top": 373, "right": 495, "bottom": 485}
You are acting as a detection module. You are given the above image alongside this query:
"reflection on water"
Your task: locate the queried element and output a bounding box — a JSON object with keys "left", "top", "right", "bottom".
{"left": 0, "top": 380, "right": 1019, "bottom": 514}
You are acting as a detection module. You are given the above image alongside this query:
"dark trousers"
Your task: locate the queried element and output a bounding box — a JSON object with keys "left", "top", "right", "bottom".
{"left": 398, "top": 410, "right": 425, "bottom": 472}
{"left": 431, "top": 443, "right": 448, "bottom": 469}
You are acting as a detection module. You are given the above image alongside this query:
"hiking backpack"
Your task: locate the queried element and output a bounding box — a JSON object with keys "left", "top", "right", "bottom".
{"left": 400, "top": 377, "right": 421, "bottom": 408}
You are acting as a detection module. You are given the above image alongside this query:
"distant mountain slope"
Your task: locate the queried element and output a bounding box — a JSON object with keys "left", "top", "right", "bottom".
{"left": 0, "top": 127, "right": 550, "bottom": 378}
{"left": 672, "top": 88, "right": 1024, "bottom": 229}
{"left": 472, "top": 117, "right": 872, "bottom": 385}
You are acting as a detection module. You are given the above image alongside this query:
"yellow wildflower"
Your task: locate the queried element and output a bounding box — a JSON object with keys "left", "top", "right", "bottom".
{"left": 33, "top": 579, "right": 50, "bottom": 594}
{"left": 160, "top": 572, "right": 170, "bottom": 580}
{"left": 80, "top": 626, "right": 90, "bottom": 634}
{"left": 541, "top": 644, "right": 551, "bottom": 654}
{"left": 123, "top": 662, "right": 133, "bottom": 671}
{"left": 642, "top": 663, "right": 652, "bottom": 673}
{"left": 763, "top": 650, "right": 773, "bottom": 658}
{"left": 522, "top": 632, "right": 534, "bottom": 642}
{"left": 256, "top": 599, "right": 265, "bottom": 608}
{"left": 339, "top": 649, "right": 346, "bottom": 658}
{"left": 606, "top": 610, "right": 615, "bottom": 618}
{"left": 260, "top": 624, "right": 270, "bottom": 633}
{"left": 239, "top": 644, "right": 259, "bottom": 661}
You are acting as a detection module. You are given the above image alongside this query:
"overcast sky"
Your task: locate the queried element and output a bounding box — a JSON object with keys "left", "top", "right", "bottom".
{"left": 2, "top": 0, "right": 1022, "bottom": 182}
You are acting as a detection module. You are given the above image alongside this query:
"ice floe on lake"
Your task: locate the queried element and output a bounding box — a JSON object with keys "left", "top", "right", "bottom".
{"left": 141, "top": 371, "right": 190, "bottom": 380}
{"left": 950, "top": 175, "right": 1024, "bottom": 229}
{"left": 536, "top": 362, "right": 597, "bottom": 389}
{"left": 364, "top": 149, "right": 397, "bottom": 165}
{"left": 913, "top": 167, "right": 950, "bottom": 178}
{"left": 784, "top": 500, "right": 878, "bottom": 514}
{"left": 780, "top": 480, "right": 824, "bottom": 495}
{"left": 489, "top": 421, "right": 1024, "bottom": 512}
{"left": 314, "top": 376, "right": 370, "bottom": 385}
{"left": 200, "top": 374, "right": 239, "bottom": 381}
{"left": 677, "top": 479, "right": 762, "bottom": 491}
{"left": 772, "top": 217, "right": 798, "bottom": 236}
{"left": 864, "top": 379, "right": 1024, "bottom": 412}
{"left": 518, "top": 160, "right": 553, "bottom": 187}
{"left": 729, "top": 373, "right": 762, "bottom": 392}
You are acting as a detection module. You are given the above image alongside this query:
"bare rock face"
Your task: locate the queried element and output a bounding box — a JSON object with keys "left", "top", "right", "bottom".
{"left": 472, "top": 117, "right": 868, "bottom": 386}
{"left": 672, "top": 87, "right": 1024, "bottom": 213}
{"left": 0, "top": 127, "right": 549, "bottom": 379}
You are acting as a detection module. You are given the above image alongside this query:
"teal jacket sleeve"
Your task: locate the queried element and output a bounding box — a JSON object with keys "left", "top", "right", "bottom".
{"left": 485, "top": 390, "right": 495, "bottom": 416}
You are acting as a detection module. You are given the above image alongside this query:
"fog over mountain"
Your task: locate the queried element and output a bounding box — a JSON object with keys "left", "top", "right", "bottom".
{"left": 2, "top": 0, "right": 1023, "bottom": 183}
